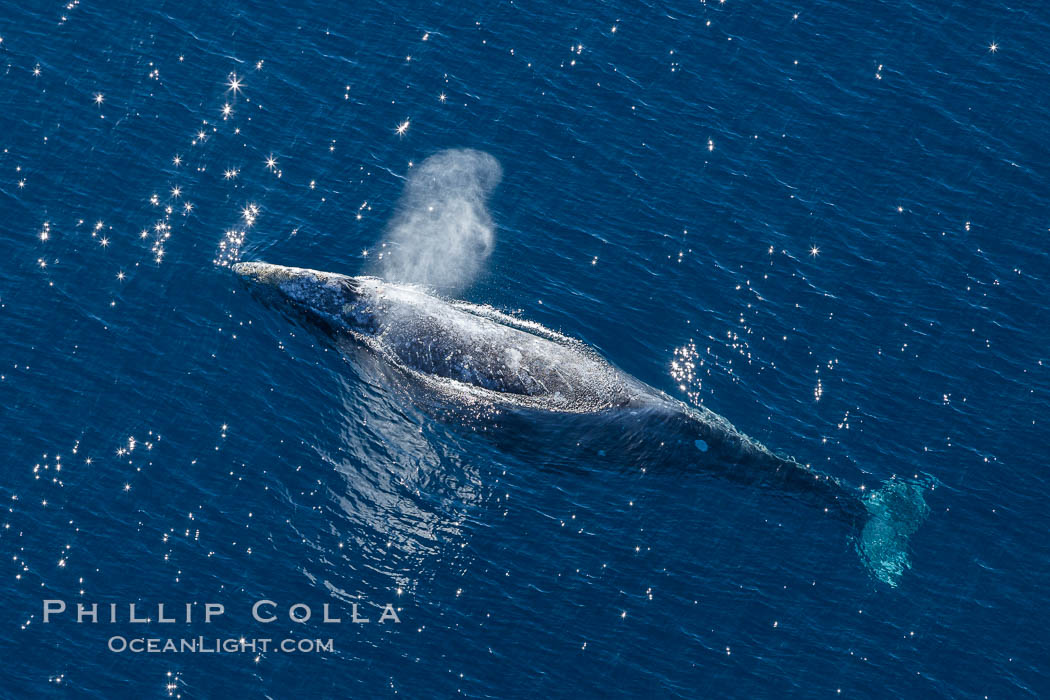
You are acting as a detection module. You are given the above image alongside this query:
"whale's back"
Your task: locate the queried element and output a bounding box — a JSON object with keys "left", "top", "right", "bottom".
{"left": 348, "top": 279, "right": 637, "bottom": 412}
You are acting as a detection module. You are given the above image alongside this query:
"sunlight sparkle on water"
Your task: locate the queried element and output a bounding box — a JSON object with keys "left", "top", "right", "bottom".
{"left": 226, "top": 72, "right": 243, "bottom": 94}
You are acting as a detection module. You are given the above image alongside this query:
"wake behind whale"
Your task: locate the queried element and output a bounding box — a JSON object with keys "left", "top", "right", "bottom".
{"left": 233, "top": 261, "right": 931, "bottom": 586}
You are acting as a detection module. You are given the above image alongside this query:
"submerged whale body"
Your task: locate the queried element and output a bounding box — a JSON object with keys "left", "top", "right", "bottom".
{"left": 233, "top": 261, "right": 930, "bottom": 586}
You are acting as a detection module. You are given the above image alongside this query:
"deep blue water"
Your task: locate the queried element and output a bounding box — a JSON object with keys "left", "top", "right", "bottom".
{"left": 2, "top": 0, "right": 1049, "bottom": 697}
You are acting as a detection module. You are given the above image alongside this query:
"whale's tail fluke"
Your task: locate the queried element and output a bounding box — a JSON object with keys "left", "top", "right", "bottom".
{"left": 856, "top": 476, "right": 932, "bottom": 587}
{"left": 668, "top": 404, "right": 934, "bottom": 586}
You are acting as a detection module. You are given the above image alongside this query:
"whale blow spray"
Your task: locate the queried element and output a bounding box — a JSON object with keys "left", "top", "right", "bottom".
{"left": 375, "top": 149, "right": 502, "bottom": 293}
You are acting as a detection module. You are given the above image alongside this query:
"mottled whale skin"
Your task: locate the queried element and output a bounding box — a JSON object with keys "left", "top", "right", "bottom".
{"left": 234, "top": 262, "right": 644, "bottom": 409}
{"left": 233, "top": 261, "right": 929, "bottom": 585}
{"left": 232, "top": 262, "right": 764, "bottom": 449}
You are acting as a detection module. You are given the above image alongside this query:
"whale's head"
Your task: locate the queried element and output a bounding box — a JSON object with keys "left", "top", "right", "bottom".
{"left": 233, "top": 262, "right": 360, "bottom": 325}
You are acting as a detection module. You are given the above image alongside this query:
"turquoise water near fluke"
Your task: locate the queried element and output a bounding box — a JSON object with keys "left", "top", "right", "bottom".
{"left": 858, "top": 478, "right": 933, "bottom": 587}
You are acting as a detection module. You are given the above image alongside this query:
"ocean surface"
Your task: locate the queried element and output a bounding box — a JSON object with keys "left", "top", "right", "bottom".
{"left": 2, "top": 0, "right": 1049, "bottom": 697}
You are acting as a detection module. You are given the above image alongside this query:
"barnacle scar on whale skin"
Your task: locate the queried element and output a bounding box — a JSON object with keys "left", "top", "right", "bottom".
{"left": 232, "top": 261, "right": 931, "bottom": 586}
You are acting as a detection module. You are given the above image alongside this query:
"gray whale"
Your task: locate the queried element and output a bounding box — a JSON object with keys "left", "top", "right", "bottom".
{"left": 233, "top": 261, "right": 930, "bottom": 586}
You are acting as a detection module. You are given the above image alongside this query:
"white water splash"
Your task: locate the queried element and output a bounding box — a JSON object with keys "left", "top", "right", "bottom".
{"left": 214, "top": 202, "right": 259, "bottom": 268}
{"left": 374, "top": 149, "right": 502, "bottom": 293}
